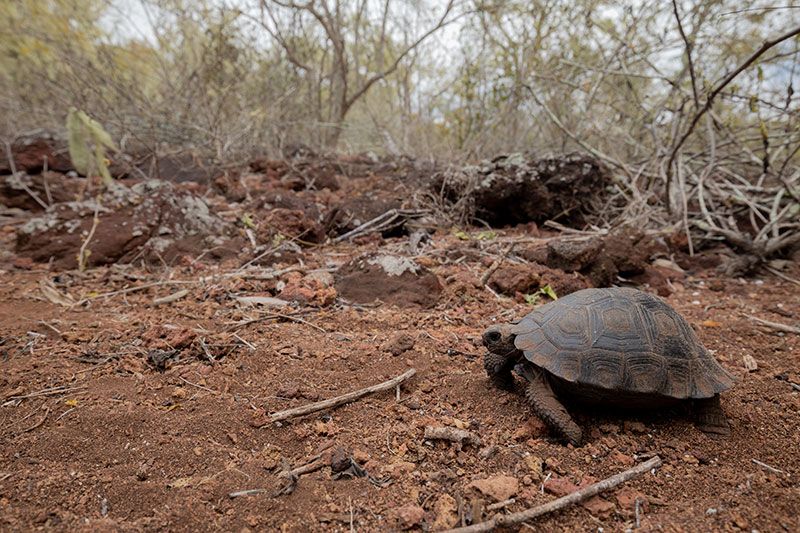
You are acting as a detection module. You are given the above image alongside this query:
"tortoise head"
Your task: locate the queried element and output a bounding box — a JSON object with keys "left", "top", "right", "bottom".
{"left": 482, "top": 323, "right": 517, "bottom": 356}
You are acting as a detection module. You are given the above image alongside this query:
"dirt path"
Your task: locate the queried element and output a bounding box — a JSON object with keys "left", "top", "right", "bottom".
{"left": 1, "top": 234, "right": 798, "bottom": 532}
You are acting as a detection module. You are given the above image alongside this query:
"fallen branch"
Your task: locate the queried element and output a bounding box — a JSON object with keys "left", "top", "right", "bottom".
{"left": 152, "top": 289, "right": 190, "bottom": 306}
{"left": 278, "top": 458, "right": 327, "bottom": 479}
{"left": 228, "top": 488, "right": 270, "bottom": 498}
{"left": 479, "top": 243, "right": 516, "bottom": 286}
{"left": 746, "top": 315, "right": 800, "bottom": 335}
{"left": 333, "top": 209, "right": 425, "bottom": 243}
{"left": 486, "top": 498, "right": 515, "bottom": 512}
{"left": 266, "top": 368, "right": 417, "bottom": 424}
{"left": 752, "top": 458, "right": 785, "bottom": 475}
{"left": 423, "top": 426, "right": 481, "bottom": 447}
{"left": 441, "top": 456, "right": 662, "bottom": 533}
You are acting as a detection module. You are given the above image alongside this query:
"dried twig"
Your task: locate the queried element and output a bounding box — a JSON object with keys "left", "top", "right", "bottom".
{"left": 266, "top": 368, "right": 416, "bottom": 424}
{"left": 479, "top": 243, "right": 516, "bottom": 286}
{"left": 151, "top": 289, "right": 190, "bottom": 306}
{"left": 441, "top": 456, "right": 662, "bottom": 533}
{"left": 4, "top": 385, "right": 87, "bottom": 403}
{"left": 423, "top": 426, "right": 481, "bottom": 447}
{"left": 752, "top": 458, "right": 785, "bottom": 475}
{"left": 277, "top": 458, "right": 327, "bottom": 479}
{"left": 333, "top": 209, "right": 425, "bottom": 243}
{"left": 228, "top": 488, "right": 270, "bottom": 498}
{"left": 746, "top": 315, "right": 800, "bottom": 335}
{"left": 665, "top": 24, "right": 800, "bottom": 208}
{"left": 486, "top": 498, "right": 515, "bottom": 512}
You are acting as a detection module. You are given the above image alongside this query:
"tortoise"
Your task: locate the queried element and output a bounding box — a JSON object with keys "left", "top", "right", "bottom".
{"left": 482, "top": 287, "right": 735, "bottom": 445}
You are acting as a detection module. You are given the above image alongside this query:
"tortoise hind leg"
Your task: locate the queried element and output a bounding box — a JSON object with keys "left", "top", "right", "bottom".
{"left": 515, "top": 363, "right": 583, "bottom": 446}
{"left": 694, "top": 394, "right": 730, "bottom": 436}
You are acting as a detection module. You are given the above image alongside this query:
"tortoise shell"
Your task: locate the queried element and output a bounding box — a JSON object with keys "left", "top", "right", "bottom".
{"left": 512, "top": 287, "right": 735, "bottom": 399}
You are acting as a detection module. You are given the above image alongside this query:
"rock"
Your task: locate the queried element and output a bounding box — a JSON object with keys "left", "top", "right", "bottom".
{"left": 512, "top": 419, "right": 548, "bottom": 441}
{"left": 523, "top": 455, "right": 544, "bottom": 480}
{"left": 384, "top": 461, "right": 416, "bottom": 475}
{"left": 615, "top": 488, "right": 650, "bottom": 512}
{"left": 335, "top": 253, "right": 443, "bottom": 308}
{"left": 262, "top": 208, "right": 325, "bottom": 244}
{"left": 430, "top": 494, "right": 459, "bottom": 530}
{"left": 280, "top": 272, "right": 337, "bottom": 306}
{"left": 390, "top": 504, "right": 425, "bottom": 530}
{"left": 16, "top": 180, "right": 236, "bottom": 269}
{"left": 682, "top": 454, "right": 699, "bottom": 465}
{"left": 431, "top": 153, "right": 611, "bottom": 227}
{"left": 329, "top": 447, "right": 351, "bottom": 473}
{"left": 742, "top": 355, "right": 758, "bottom": 372}
{"left": 0, "top": 172, "right": 83, "bottom": 211}
{"left": 489, "top": 263, "right": 590, "bottom": 298}
{"left": 610, "top": 450, "right": 635, "bottom": 466}
{"left": 546, "top": 226, "right": 662, "bottom": 287}
{"left": 543, "top": 476, "right": 578, "bottom": 497}
{"left": 383, "top": 332, "right": 416, "bottom": 356}
{"left": 352, "top": 449, "right": 370, "bottom": 464}
{"left": 0, "top": 133, "right": 73, "bottom": 174}
{"left": 467, "top": 475, "right": 519, "bottom": 502}
{"left": 489, "top": 264, "right": 541, "bottom": 295}
{"left": 623, "top": 421, "right": 648, "bottom": 434}
{"left": 581, "top": 496, "right": 615, "bottom": 517}
{"left": 599, "top": 423, "right": 620, "bottom": 434}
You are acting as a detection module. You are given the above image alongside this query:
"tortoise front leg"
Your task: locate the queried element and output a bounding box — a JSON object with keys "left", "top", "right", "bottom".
{"left": 483, "top": 350, "right": 518, "bottom": 390}
{"left": 515, "top": 363, "right": 582, "bottom": 446}
{"left": 694, "top": 394, "right": 730, "bottom": 436}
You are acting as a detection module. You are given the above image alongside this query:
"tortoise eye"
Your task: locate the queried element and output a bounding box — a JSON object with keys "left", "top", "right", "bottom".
{"left": 485, "top": 331, "right": 502, "bottom": 344}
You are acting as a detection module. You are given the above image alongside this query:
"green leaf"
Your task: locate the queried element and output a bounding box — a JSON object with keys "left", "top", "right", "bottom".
{"left": 95, "top": 142, "right": 112, "bottom": 185}
{"left": 241, "top": 213, "right": 256, "bottom": 229}
{"left": 540, "top": 284, "right": 558, "bottom": 300}
{"left": 67, "top": 108, "right": 90, "bottom": 175}
{"left": 475, "top": 230, "right": 497, "bottom": 241}
{"left": 523, "top": 293, "right": 540, "bottom": 305}
{"left": 453, "top": 230, "right": 470, "bottom": 240}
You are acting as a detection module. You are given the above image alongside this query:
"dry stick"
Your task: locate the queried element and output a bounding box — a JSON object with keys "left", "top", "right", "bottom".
{"left": 151, "top": 289, "right": 190, "bottom": 306}
{"left": 423, "top": 426, "right": 481, "bottom": 447}
{"left": 5, "top": 385, "right": 87, "bottom": 402}
{"left": 480, "top": 243, "right": 516, "bottom": 286}
{"left": 267, "top": 368, "right": 416, "bottom": 424}
{"left": 77, "top": 205, "right": 101, "bottom": 272}
{"left": 2, "top": 139, "right": 49, "bottom": 210}
{"left": 442, "top": 456, "right": 662, "bottom": 533}
{"left": 664, "top": 23, "right": 800, "bottom": 210}
{"left": 746, "top": 315, "right": 800, "bottom": 335}
{"left": 765, "top": 266, "right": 800, "bottom": 287}
{"left": 486, "top": 498, "right": 515, "bottom": 512}
{"left": 277, "top": 458, "right": 327, "bottom": 479}
{"left": 752, "top": 459, "right": 785, "bottom": 475}
{"left": 228, "top": 488, "right": 270, "bottom": 498}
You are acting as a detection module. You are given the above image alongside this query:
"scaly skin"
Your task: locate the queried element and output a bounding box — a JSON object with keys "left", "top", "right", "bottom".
{"left": 694, "top": 394, "right": 731, "bottom": 436}
{"left": 517, "top": 363, "right": 583, "bottom": 446}
{"left": 483, "top": 350, "right": 517, "bottom": 390}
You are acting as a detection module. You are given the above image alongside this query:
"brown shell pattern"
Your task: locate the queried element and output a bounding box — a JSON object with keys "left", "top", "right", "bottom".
{"left": 512, "top": 287, "right": 735, "bottom": 399}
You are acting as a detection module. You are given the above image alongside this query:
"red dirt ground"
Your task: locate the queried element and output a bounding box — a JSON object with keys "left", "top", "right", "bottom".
{"left": 1, "top": 232, "right": 799, "bottom": 532}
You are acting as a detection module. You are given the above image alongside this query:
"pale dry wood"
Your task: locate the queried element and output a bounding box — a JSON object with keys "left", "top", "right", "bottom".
{"left": 277, "top": 458, "right": 327, "bottom": 479}
{"left": 423, "top": 426, "right": 481, "bottom": 447}
{"left": 746, "top": 315, "right": 800, "bottom": 335}
{"left": 752, "top": 459, "right": 784, "bottom": 475}
{"left": 479, "top": 243, "right": 516, "bottom": 286}
{"left": 441, "top": 456, "right": 662, "bottom": 533}
{"left": 267, "top": 368, "right": 417, "bottom": 423}
{"left": 151, "top": 289, "right": 190, "bottom": 306}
